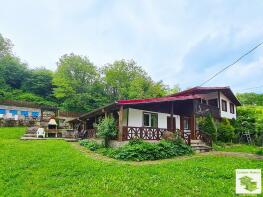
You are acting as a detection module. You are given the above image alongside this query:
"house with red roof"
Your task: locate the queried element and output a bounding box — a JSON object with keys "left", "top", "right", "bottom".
{"left": 70, "top": 86, "right": 241, "bottom": 149}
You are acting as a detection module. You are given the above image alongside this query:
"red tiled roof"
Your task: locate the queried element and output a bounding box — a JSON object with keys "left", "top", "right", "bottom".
{"left": 117, "top": 95, "right": 201, "bottom": 105}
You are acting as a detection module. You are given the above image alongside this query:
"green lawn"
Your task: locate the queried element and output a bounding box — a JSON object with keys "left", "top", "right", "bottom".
{"left": 213, "top": 143, "right": 263, "bottom": 154}
{"left": 0, "top": 127, "right": 262, "bottom": 197}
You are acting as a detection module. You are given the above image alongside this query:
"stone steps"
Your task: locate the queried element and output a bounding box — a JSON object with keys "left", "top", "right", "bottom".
{"left": 23, "top": 133, "right": 37, "bottom": 137}
{"left": 64, "top": 138, "right": 80, "bottom": 142}
{"left": 21, "top": 137, "right": 47, "bottom": 140}
{"left": 191, "top": 140, "right": 212, "bottom": 153}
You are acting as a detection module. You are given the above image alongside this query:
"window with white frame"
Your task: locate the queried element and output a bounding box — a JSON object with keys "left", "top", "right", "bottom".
{"left": 221, "top": 99, "right": 227, "bottom": 112}
{"left": 143, "top": 112, "right": 158, "bottom": 127}
{"left": 183, "top": 118, "right": 190, "bottom": 130}
{"left": 230, "top": 103, "right": 235, "bottom": 114}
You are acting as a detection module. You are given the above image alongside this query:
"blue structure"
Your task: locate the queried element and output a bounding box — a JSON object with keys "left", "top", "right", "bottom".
{"left": 21, "top": 111, "right": 29, "bottom": 117}
{"left": 10, "top": 110, "right": 18, "bottom": 115}
{"left": 32, "top": 112, "right": 39, "bottom": 117}
{"left": 0, "top": 109, "right": 6, "bottom": 114}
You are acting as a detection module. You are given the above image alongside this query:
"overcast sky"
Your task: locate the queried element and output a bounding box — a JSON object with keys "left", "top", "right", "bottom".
{"left": 0, "top": 0, "right": 263, "bottom": 93}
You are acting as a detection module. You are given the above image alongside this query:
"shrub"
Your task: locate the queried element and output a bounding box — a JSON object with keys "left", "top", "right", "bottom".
{"left": 80, "top": 139, "right": 102, "bottom": 151}
{"left": 217, "top": 119, "right": 235, "bottom": 142}
{"left": 80, "top": 138, "right": 193, "bottom": 161}
{"left": 96, "top": 117, "right": 117, "bottom": 147}
{"left": 108, "top": 140, "right": 193, "bottom": 161}
{"left": 256, "top": 149, "right": 263, "bottom": 156}
{"left": 197, "top": 114, "right": 217, "bottom": 141}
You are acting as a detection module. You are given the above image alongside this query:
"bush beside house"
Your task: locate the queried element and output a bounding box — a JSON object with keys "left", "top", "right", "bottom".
{"left": 197, "top": 114, "right": 217, "bottom": 141}
{"left": 199, "top": 109, "right": 262, "bottom": 146}
{"left": 96, "top": 116, "right": 117, "bottom": 147}
{"left": 80, "top": 139, "right": 193, "bottom": 161}
{"left": 80, "top": 137, "right": 193, "bottom": 161}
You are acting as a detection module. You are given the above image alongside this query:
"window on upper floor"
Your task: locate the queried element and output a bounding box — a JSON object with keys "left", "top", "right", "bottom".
{"left": 230, "top": 103, "right": 235, "bottom": 114}
{"left": 208, "top": 99, "right": 218, "bottom": 107}
{"left": 221, "top": 99, "right": 227, "bottom": 112}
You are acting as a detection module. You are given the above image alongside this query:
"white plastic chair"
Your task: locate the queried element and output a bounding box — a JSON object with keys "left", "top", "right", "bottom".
{"left": 36, "top": 128, "right": 45, "bottom": 138}
{"left": 14, "top": 115, "right": 19, "bottom": 120}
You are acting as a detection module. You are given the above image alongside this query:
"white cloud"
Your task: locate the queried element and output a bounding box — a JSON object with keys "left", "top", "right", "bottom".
{"left": 0, "top": 0, "right": 263, "bottom": 92}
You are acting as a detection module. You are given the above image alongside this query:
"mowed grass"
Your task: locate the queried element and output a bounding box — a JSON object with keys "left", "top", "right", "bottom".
{"left": 0, "top": 128, "right": 262, "bottom": 197}
{"left": 213, "top": 143, "right": 263, "bottom": 154}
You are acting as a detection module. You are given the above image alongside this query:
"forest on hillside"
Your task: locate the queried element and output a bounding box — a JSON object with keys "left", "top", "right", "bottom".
{"left": 0, "top": 34, "right": 181, "bottom": 112}
{"left": 1, "top": 33, "right": 263, "bottom": 113}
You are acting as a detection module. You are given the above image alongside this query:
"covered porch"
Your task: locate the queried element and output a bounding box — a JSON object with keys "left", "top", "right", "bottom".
{"left": 72, "top": 96, "right": 216, "bottom": 145}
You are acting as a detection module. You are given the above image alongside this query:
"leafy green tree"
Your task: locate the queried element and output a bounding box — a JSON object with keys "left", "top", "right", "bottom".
{"left": 53, "top": 53, "right": 106, "bottom": 112}
{"left": 53, "top": 54, "right": 98, "bottom": 98}
{"left": 21, "top": 68, "right": 54, "bottom": 97}
{"left": 237, "top": 93, "right": 263, "bottom": 106}
{"left": 103, "top": 59, "right": 167, "bottom": 101}
{"left": 0, "top": 33, "right": 13, "bottom": 57}
{"left": 235, "top": 106, "right": 263, "bottom": 145}
{"left": 165, "top": 84, "right": 181, "bottom": 95}
{"left": 2, "top": 88, "right": 56, "bottom": 106}
{"left": 0, "top": 55, "right": 29, "bottom": 89}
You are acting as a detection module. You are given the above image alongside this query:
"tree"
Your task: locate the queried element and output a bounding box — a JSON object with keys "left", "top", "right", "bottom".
{"left": 21, "top": 68, "right": 54, "bottom": 98}
{"left": 53, "top": 53, "right": 106, "bottom": 112}
{"left": 103, "top": 59, "right": 167, "bottom": 101}
{"left": 236, "top": 93, "right": 263, "bottom": 106}
{"left": 0, "top": 33, "right": 13, "bottom": 57}
{"left": 0, "top": 55, "right": 29, "bottom": 89}
{"left": 165, "top": 84, "right": 181, "bottom": 95}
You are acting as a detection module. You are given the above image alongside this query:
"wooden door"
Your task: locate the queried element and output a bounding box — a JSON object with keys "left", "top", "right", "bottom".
{"left": 181, "top": 116, "right": 195, "bottom": 139}
{"left": 167, "top": 117, "right": 176, "bottom": 131}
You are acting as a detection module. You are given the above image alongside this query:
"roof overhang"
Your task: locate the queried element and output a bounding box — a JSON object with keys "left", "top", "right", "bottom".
{"left": 117, "top": 95, "right": 201, "bottom": 105}
{"left": 169, "top": 86, "right": 241, "bottom": 106}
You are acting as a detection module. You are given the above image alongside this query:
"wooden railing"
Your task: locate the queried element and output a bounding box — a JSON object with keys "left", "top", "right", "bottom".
{"left": 59, "top": 111, "right": 83, "bottom": 118}
{"left": 87, "top": 129, "right": 96, "bottom": 138}
{"left": 196, "top": 129, "right": 212, "bottom": 147}
{"left": 122, "top": 126, "right": 167, "bottom": 140}
{"left": 195, "top": 103, "right": 220, "bottom": 119}
{"left": 180, "top": 131, "right": 191, "bottom": 145}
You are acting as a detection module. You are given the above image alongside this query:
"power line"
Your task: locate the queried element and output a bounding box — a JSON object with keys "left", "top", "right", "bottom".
{"left": 236, "top": 85, "right": 263, "bottom": 92}
{"left": 200, "top": 41, "right": 263, "bottom": 86}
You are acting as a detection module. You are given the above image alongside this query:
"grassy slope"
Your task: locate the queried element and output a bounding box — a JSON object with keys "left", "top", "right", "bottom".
{"left": 213, "top": 144, "right": 263, "bottom": 154}
{"left": 0, "top": 128, "right": 262, "bottom": 197}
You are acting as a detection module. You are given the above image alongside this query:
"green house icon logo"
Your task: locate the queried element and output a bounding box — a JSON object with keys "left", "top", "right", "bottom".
{"left": 240, "top": 176, "right": 258, "bottom": 192}
{"left": 236, "top": 169, "right": 261, "bottom": 194}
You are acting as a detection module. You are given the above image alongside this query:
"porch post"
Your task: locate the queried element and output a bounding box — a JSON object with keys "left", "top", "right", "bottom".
{"left": 40, "top": 110, "right": 43, "bottom": 121}
{"left": 192, "top": 100, "right": 197, "bottom": 139}
{"left": 170, "top": 101, "right": 174, "bottom": 131}
{"left": 118, "top": 105, "right": 124, "bottom": 141}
